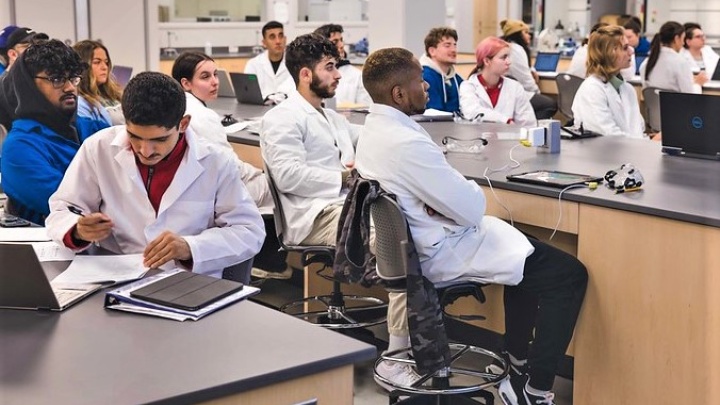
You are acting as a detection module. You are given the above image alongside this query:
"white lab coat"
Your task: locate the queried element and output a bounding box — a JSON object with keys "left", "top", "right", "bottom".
{"left": 260, "top": 91, "right": 360, "bottom": 244}
{"left": 680, "top": 46, "right": 719, "bottom": 77}
{"left": 640, "top": 47, "right": 698, "bottom": 93}
{"left": 459, "top": 75, "right": 537, "bottom": 127}
{"left": 572, "top": 74, "right": 645, "bottom": 138}
{"left": 567, "top": 44, "right": 636, "bottom": 80}
{"left": 244, "top": 51, "right": 296, "bottom": 99}
{"left": 336, "top": 63, "right": 372, "bottom": 106}
{"left": 356, "top": 103, "right": 533, "bottom": 285}
{"left": 507, "top": 42, "right": 539, "bottom": 96}
{"left": 184, "top": 92, "right": 274, "bottom": 214}
{"left": 46, "top": 126, "right": 265, "bottom": 278}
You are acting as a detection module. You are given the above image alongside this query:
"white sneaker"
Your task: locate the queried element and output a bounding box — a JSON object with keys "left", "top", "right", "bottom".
{"left": 374, "top": 359, "right": 420, "bottom": 391}
{"left": 250, "top": 266, "right": 293, "bottom": 280}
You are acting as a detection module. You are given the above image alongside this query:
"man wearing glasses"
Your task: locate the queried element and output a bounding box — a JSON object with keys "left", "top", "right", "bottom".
{"left": 1, "top": 39, "right": 109, "bottom": 224}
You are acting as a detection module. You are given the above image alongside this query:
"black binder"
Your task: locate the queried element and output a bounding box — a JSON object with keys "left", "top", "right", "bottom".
{"left": 130, "top": 272, "right": 243, "bottom": 311}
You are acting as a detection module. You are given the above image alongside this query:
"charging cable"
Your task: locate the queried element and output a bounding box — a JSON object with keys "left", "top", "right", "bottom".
{"left": 548, "top": 184, "right": 589, "bottom": 240}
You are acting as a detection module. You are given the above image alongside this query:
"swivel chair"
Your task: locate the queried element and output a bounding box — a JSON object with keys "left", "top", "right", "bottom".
{"left": 555, "top": 73, "right": 584, "bottom": 125}
{"left": 264, "top": 163, "right": 387, "bottom": 330}
{"left": 642, "top": 87, "right": 662, "bottom": 134}
{"left": 370, "top": 193, "right": 508, "bottom": 404}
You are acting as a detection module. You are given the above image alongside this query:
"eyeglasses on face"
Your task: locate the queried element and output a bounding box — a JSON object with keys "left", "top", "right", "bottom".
{"left": 34, "top": 75, "right": 82, "bottom": 89}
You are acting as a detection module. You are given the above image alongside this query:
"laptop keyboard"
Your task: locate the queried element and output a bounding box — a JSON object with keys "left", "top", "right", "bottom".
{"left": 53, "top": 289, "right": 85, "bottom": 306}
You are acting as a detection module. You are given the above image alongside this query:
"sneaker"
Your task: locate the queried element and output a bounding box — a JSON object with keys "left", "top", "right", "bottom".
{"left": 374, "top": 359, "right": 420, "bottom": 392}
{"left": 498, "top": 374, "right": 556, "bottom": 405}
{"left": 250, "top": 266, "right": 293, "bottom": 280}
{"left": 486, "top": 351, "right": 527, "bottom": 381}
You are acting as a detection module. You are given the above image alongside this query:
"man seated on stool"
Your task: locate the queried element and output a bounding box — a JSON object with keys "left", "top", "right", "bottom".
{"left": 244, "top": 20, "right": 295, "bottom": 103}
{"left": 314, "top": 23, "right": 372, "bottom": 106}
{"left": 420, "top": 27, "right": 463, "bottom": 113}
{"left": 46, "top": 72, "right": 265, "bottom": 278}
{"left": 356, "top": 47, "right": 588, "bottom": 405}
{"left": 262, "top": 33, "right": 419, "bottom": 390}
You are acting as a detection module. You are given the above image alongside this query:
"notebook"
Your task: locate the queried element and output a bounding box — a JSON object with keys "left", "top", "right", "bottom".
{"left": 534, "top": 52, "right": 561, "bottom": 72}
{"left": 130, "top": 271, "right": 244, "bottom": 311}
{"left": 0, "top": 243, "right": 101, "bottom": 311}
{"left": 230, "top": 72, "right": 265, "bottom": 105}
{"left": 635, "top": 54, "right": 647, "bottom": 76}
{"left": 507, "top": 170, "right": 603, "bottom": 188}
{"left": 660, "top": 92, "right": 720, "bottom": 160}
{"left": 111, "top": 65, "right": 133, "bottom": 88}
{"left": 216, "top": 69, "right": 235, "bottom": 98}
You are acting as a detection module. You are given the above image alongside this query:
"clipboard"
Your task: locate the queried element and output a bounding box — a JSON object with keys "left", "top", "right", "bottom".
{"left": 130, "top": 272, "right": 244, "bottom": 311}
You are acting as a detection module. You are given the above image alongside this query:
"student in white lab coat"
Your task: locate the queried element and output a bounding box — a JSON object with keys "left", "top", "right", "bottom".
{"left": 314, "top": 24, "right": 372, "bottom": 106}
{"left": 500, "top": 19, "right": 558, "bottom": 119}
{"left": 566, "top": 22, "right": 636, "bottom": 80}
{"left": 639, "top": 21, "right": 699, "bottom": 93}
{"left": 572, "top": 26, "right": 646, "bottom": 138}
{"left": 244, "top": 20, "right": 296, "bottom": 103}
{"left": 357, "top": 47, "right": 587, "bottom": 405}
{"left": 459, "top": 36, "right": 536, "bottom": 127}
{"left": 681, "top": 23, "right": 717, "bottom": 85}
{"left": 46, "top": 72, "right": 265, "bottom": 279}
{"left": 172, "top": 51, "right": 290, "bottom": 279}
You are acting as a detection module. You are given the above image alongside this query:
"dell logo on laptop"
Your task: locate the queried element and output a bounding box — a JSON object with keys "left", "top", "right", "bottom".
{"left": 691, "top": 116, "right": 703, "bottom": 129}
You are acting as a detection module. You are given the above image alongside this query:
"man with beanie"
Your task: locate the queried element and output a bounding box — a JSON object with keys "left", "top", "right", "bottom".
{"left": 1, "top": 39, "right": 109, "bottom": 223}
{"left": 314, "top": 23, "right": 372, "bottom": 106}
{"left": 420, "top": 27, "right": 463, "bottom": 113}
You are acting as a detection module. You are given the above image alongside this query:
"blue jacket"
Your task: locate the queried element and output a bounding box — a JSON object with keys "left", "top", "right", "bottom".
{"left": 1, "top": 117, "right": 106, "bottom": 223}
{"left": 421, "top": 56, "right": 463, "bottom": 113}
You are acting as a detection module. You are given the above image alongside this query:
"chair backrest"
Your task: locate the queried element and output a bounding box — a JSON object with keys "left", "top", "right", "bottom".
{"left": 370, "top": 193, "right": 411, "bottom": 281}
{"left": 262, "top": 161, "right": 294, "bottom": 251}
{"left": 642, "top": 86, "right": 662, "bottom": 133}
{"left": 555, "top": 73, "right": 584, "bottom": 121}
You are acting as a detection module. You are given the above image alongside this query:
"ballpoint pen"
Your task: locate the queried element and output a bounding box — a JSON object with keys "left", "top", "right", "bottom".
{"left": 67, "top": 205, "right": 104, "bottom": 246}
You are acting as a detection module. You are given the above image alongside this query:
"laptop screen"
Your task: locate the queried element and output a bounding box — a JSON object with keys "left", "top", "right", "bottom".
{"left": 634, "top": 55, "right": 647, "bottom": 76}
{"left": 111, "top": 65, "right": 133, "bottom": 88}
{"left": 534, "top": 52, "right": 561, "bottom": 72}
{"left": 660, "top": 92, "right": 720, "bottom": 159}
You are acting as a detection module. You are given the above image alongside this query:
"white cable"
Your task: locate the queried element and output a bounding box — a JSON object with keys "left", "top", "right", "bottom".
{"left": 483, "top": 167, "right": 514, "bottom": 227}
{"left": 549, "top": 184, "right": 587, "bottom": 241}
{"left": 485, "top": 143, "right": 524, "bottom": 174}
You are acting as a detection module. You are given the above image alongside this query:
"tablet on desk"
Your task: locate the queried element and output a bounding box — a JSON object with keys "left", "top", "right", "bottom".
{"left": 130, "top": 272, "right": 244, "bottom": 311}
{"left": 507, "top": 170, "right": 603, "bottom": 188}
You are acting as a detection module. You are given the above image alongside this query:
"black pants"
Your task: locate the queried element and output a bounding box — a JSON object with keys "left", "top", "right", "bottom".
{"left": 252, "top": 215, "right": 288, "bottom": 272}
{"left": 504, "top": 239, "right": 588, "bottom": 391}
{"left": 530, "top": 93, "right": 558, "bottom": 120}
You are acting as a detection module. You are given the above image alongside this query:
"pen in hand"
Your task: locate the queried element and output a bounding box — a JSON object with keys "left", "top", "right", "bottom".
{"left": 67, "top": 205, "right": 113, "bottom": 245}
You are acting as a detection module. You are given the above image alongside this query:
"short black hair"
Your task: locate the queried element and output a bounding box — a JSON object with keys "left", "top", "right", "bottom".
{"left": 172, "top": 51, "right": 214, "bottom": 83}
{"left": 262, "top": 21, "right": 284, "bottom": 38}
{"left": 122, "top": 71, "right": 185, "bottom": 129}
{"left": 314, "top": 24, "right": 343, "bottom": 39}
{"left": 362, "top": 47, "right": 417, "bottom": 103}
{"left": 623, "top": 20, "right": 642, "bottom": 35}
{"left": 22, "top": 39, "right": 86, "bottom": 78}
{"left": 285, "top": 33, "right": 339, "bottom": 85}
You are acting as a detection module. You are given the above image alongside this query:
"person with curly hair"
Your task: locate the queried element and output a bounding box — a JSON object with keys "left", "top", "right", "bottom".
{"left": 73, "top": 40, "right": 124, "bottom": 126}
{"left": 1, "top": 39, "right": 109, "bottom": 223}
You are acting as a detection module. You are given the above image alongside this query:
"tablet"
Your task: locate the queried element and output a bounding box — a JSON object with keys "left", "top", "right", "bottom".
{"left": 130, "top": 272, "right": 244, "bottom": 311}
{"left": 506, "top": 170, "right": 603, "bottom": 188}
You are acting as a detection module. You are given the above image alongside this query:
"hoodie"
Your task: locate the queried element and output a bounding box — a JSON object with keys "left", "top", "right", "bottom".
{"left": 420, "top": 54, "right": 463, "bottom": 113}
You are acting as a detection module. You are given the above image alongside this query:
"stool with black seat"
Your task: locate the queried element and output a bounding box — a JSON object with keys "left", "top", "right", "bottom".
{"left": 370, "top": 193, "right": 509, "bottom": 404}
{"left": 264, "top": 163, "right": 387, "bottom": 329}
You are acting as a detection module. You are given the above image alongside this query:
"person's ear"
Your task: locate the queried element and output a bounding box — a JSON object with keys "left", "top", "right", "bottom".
{"left": 6, "top": 48, "right": 18, "bottom": 63}
{"left": 179, "top": 78, "right": 192, "bottom": 91}
{"left": 178, "top": 115, "right": 191, "bottom": 132}
{"left": 391, "top": 84, "right": 404, "bottom": 105}
{"left": 299, "top": 66, "right": 312, "bottom": 85}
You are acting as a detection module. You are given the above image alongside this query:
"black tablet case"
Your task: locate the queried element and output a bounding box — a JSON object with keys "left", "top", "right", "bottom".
{"left": 130, "top": 272, "right": 243, "bottom": 311}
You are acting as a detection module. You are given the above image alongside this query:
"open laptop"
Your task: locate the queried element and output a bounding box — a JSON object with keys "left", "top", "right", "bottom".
{"left": 711, "top": 64, "right": 720, "bottom": 81}
{"left": 635, "top": 54, "right": 647, "bottom": 76}
{"left": 0, "top": 244, "right": 101, "bottom": 311}
{"left": 111, "top": 65, "right": 133, "bottom": 88}
{"left": 229, "top": 72, "right": 265, "bottom": 105}
{"left": 660, "top": 92, "right": 720, "bottom": 160}
{"left": 533, "top": 52, "right": 561, "bottom": 72}
{"left": 216, "top": 69, "right": 235, "bottom": 98}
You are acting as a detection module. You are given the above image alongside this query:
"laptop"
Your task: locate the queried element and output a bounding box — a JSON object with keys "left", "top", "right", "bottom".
{"left": 0, "top": 244, "right": 101, "bottom": 311}
{"left": 216, "top": 69, "right": 235, "bottom": 98}
{"left": 711, "top": 64, "right": 720, "bottom": 81}
{"left": 635, "top": 55, "right": 647, "bottom": 76}
{"left": 533, "top": 52, "right": 561, "bottom": 72}
{"left": 660, "top": 92, "right": 720, "bottom": 160}
{"left": 229, "top": 72, "right": 265, "bottom": 105}
{"left": 111, "top": 65, "right": 133, "bottom": 88}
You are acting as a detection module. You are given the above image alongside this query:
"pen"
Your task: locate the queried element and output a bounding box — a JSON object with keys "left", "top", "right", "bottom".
{"left": 67, "top": 205, "right": 106, "bottom": 246}
{"left": 616, "top": 187, "right": 642, "bottom": 194}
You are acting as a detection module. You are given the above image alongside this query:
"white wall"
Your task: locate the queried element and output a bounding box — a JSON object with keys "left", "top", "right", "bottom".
{"left": 14, "top": 0, "right": 76, "bottom": 43}
{"left": 368, "top": 0, "right": 444, "bottom": 56}
{"left": 0, "top": 0, "right": 13, "bottom": 27}
{"left": 89, "top": 0, "right": 147, "bottom": 76}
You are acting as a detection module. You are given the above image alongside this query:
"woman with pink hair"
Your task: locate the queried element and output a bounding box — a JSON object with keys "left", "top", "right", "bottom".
{"left": 459, "top": 36, "right": 536, "bottom": 127}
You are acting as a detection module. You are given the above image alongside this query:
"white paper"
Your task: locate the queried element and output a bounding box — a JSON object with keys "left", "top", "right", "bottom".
{"left": 423, "top": 108, "right": 454, "bottom": 117}
{"left": 223, "top": 121, "right": 250, "bottom": 134}
{"left": 51, "top": 254, "right": 148, "bottom": 285}
{"left": 0, "top": 227, "right": 51, "bottom": 242}
{"left": 31, "top": 241, "right": 76, "bottom": 262}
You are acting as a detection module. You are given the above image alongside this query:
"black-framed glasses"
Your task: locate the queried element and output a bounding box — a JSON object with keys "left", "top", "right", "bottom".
{"left": 34, "top": 75, "right": 81, "bottom": 89}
